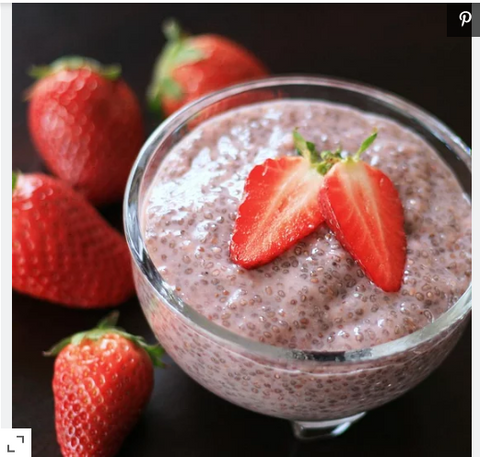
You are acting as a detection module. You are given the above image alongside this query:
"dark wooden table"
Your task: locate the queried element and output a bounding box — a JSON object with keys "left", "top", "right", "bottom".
{"left": 13, "top": 4, "right": 471, "bottom": 457}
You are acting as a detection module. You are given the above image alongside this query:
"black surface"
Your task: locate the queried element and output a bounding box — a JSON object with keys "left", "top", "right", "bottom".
{"left": 12, "top": 4, "right": 471, "bottom": 457}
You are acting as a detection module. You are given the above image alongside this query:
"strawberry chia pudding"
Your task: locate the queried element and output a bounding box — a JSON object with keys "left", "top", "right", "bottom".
{"left": 133, "top": 99, "right": 471, "bottom": 424}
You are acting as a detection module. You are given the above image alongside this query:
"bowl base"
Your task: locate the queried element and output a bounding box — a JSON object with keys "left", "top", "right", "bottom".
{"left": 290, "top": 412, "right": 366, "bottom": 440}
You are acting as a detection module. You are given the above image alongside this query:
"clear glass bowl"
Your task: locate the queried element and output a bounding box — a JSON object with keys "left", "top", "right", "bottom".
{"left": 124, "top": 76, "right": 471, "bottom": 440}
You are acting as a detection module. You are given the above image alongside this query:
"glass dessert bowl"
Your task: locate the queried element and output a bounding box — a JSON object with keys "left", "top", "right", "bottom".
{"left": 124, "top": 76, "right": 471, "bottom": 440}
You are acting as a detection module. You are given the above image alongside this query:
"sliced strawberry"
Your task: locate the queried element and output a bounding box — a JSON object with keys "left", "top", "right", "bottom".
{"left": 231, "top": 129, "right": 407, "bottom": 291}
{"left": 230, "top": 132, "right": 325, "bottom": 269}
{"left": 320, "top": 149, "right": 406, "bottom": 292}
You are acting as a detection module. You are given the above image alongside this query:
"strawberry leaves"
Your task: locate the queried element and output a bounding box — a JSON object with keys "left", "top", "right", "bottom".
{"left": 354, "top": 130, "right": 378, "bottom": 160}
{"left": 44, "top": 311, "right": 165, "bottom": 367}
{"left": 162, "top": 18, "right": 186, "bottom": 42}
{"left": 293, "top": 129, "right": 379, "bottom": 173}
{"left": 293, "top": 129, "right": 343, "bottom": 175}
{"left": 29, "top": 56, "right": 121, "bottom": 81}
{"left": 156, "top": 77, "right": 183, "bottom": 102}
{"left": 97, "top": 310, "right": 120, "bottom": 329}
{"left": 293, "top": 129, "right": 321, "bottom": 162}
{"left": 147, "top": 19, "right": 205, "bottom": 113}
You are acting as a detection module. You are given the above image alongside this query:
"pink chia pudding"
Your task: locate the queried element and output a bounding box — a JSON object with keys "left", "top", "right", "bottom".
{"left": 136, "top": 99, "right": 471, "bottom": 422}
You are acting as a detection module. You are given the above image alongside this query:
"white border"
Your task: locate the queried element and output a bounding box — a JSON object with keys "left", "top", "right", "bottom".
{"left": 1, "top": 2, "right": 13, "bottom": 429}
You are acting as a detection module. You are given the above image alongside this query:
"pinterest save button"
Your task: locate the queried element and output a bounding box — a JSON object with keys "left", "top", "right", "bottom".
{"left": 447, "top": 3, "right": 475, "bottom": 37}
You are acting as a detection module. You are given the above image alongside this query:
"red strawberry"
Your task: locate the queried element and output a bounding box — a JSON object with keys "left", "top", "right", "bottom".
{"left": 27, "top": 56, "right": 144, "bottom": 205}
{"left": 230, "top": 131, "right": 326, "bottom": 269}
{"left": 46, "top": 312, "right": 164, "bottom": 457}
{"left": 147, "top": 20, "right": 268, "bottom": 117}
{"left": 319, "top": 132, "right": 406, "bottom": 292}
{"left": 12, "top": 172, "right": 134, "bottom": 308}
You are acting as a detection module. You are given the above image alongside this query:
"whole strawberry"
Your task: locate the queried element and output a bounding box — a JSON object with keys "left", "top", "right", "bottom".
{"left": 27, "top": 56, "right": 144, "bottom": 205}
{"left": 46, "top": 312, "right": 164, "bottom": 457}
{"left": 12, "top": 172, "right": 134, "bottom": 308}
{"left": 147, "top": 20, "right": 268, "bottom": 117}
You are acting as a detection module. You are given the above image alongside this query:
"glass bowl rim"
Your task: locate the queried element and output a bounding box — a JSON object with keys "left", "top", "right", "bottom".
{"left": 124, "top": 75, "right": 471, "bottom": 363}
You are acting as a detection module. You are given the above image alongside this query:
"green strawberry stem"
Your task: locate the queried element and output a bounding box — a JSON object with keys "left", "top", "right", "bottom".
{"left": 353, "top": 130, "right": 378, "bottom": 161}
{"left": 12, "top": 172, "right": 18, "bottom": 191}
{"left": 163, "top": 18, "right": 184, "bottom": 42}
{"left": 293, "top": 129, "right": 378, "bottom": 175}
{"left": 97, "top": 310, "right": 120, "bottom": 329}
{"left": 292, "top": 129, "right": 320, "bottom": 163}
{"left": 29, "top": 56, "right": 121, "bottom": 81}
{"left": 147, "top": 19, "right": 204, "bottom": 114}
{"left": 44, "top": 311, "right": 165, "bottom": 368}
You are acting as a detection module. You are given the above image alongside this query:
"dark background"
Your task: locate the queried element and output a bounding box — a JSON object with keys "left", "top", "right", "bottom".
{"left": 13, "top": 4, "right": 471, "bottom": 457}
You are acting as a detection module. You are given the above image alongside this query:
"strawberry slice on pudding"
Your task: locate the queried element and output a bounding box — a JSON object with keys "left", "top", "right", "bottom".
{"left": 319, "top": 133, "right": 406, "bottom": 292}
{"left": 231, "top": 130, "right": 407, "bottom": 293}
{"left": 230, "top": 131, "right": 326, "bottom": 269}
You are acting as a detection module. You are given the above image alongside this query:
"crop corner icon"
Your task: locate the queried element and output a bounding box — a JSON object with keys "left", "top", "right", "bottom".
{"left": 447, "top": 4, "right": 472, "bottom": 37}
{"left": 0, "top": 429, "right": 31, "bottom": 457}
